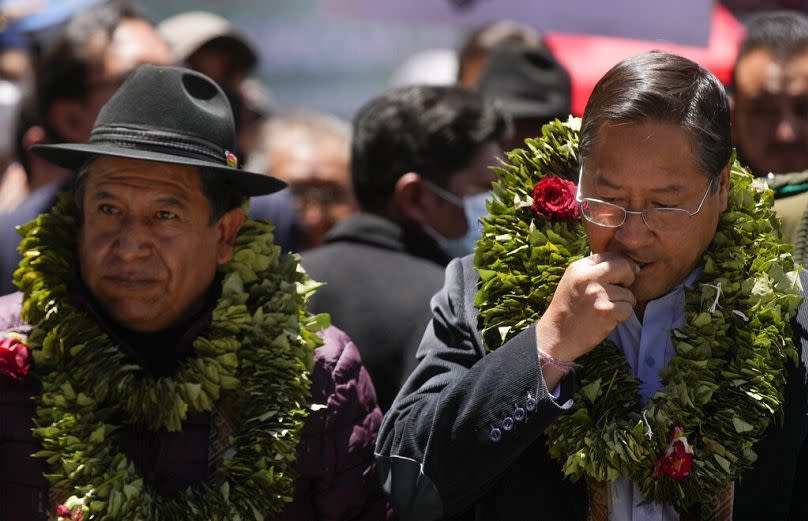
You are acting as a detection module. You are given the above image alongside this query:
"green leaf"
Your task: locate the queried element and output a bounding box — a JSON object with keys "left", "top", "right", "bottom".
{"left": 88, "top": 425, "right": 106, "bottom": 443}
{"left": 732, "top": 417, "right": 754, "bottom": 433}
{"left": 714, "top": 454, "right": 732, "bottom": 473}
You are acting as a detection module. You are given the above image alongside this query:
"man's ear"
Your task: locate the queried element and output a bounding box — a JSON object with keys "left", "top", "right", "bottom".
{"left": 392, "top": 172, "right": 430, "bottom": 225}
{"left": 728, "top": 95, "right": 739, "bottom": 144}
{"left": 215, "top": 207, "right": 245, "bottom": 264}
{"left": 717, "top": 163, "right": 730, "bottom": 212}
{"left": 48, "top": 99, "right": 90, "bottom": 143}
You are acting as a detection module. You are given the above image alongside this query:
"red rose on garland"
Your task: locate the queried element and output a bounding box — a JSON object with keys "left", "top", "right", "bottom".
{"left": 531, "top": 176, "right": 580, "bottom": 221}
{"left": 57, "top": 504, "right": 84, "bottom": 521}
{"left": 0, "top": 334, "right": 30, "bottom": 382}
{"left": 652, "top": 425, "right": 694, "bottom": 481}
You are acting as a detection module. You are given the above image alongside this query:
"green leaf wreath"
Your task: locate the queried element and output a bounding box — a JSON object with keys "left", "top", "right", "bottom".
{"left": 474, "top": 117, "right": 803, "bottom": 512}
{"left": 14, "top": 194, "right": 326, "bottom": 520}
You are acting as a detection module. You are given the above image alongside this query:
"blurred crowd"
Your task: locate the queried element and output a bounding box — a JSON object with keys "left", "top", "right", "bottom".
{"left": 2, "top": 0, "right": 808, "bottom": 413}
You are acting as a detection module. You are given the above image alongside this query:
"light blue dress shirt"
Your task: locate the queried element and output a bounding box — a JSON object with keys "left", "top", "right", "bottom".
{"left": 605, "top": 270, "right": 701, "bottom": 521}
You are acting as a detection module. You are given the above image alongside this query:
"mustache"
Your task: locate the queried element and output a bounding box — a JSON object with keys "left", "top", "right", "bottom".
{"left": 613, "top": 250, "right": 658, "bottom": 265}
{"left": 96, "top": 264, "right": 163, "bottom": 280}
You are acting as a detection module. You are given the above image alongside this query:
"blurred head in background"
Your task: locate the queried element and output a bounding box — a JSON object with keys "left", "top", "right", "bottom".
{"left": 477, "top": 42, "right": 571, "bottom": 151}
{"left": 5, "top": 1, "right": 172, "bottom": 197}
{"left": 247, "top": 110, "right": 355, "bottom": 249}
{"left": 732, "top": 10, "right": 808, "bottom": 175}
{"left": 457, "top": 20, "right": 544, "bottom": 88}
{"left": 37, "top": 1, "right": 172, "bottom": 146}
{"left": 351, "top": 85, "right": 508, "bottom": 258}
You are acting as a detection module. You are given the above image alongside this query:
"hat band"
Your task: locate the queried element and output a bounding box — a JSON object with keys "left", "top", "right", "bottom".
{"left": 90, "top": 125, "right": 232, "bottom": 166}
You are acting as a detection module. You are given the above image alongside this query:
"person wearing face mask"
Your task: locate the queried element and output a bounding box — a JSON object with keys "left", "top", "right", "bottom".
{"left": 421, "top": 180, "right": 491, "bottom": 259}
{"left": 302, "top": 85, "right": 508, "bottom": 411}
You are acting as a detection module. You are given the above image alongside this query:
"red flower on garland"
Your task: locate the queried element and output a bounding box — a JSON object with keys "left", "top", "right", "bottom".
{"left": 531, "top": 176, "right": 580, "bottom": 221}
{"left": 0, "top": 334, "right": 31, "bottom": 382}
{"left": 57, "top": 504, "right": 84, "bottom": 520}
{"left": 652, "top": 425, "right": 694, "bottom": 481}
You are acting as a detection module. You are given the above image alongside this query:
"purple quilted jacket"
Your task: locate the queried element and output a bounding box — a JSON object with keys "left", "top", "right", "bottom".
{"left": 0, "top": 292, "right": 391, "bottom": 520}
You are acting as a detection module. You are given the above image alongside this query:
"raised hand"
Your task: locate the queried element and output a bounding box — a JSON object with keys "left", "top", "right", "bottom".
{"left": 535, "top": 252, "right": 638, "bottom": 369}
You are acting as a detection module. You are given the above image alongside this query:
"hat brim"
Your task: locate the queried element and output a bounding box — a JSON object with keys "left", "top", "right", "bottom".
{"left": 31, "top": 143, "right": 286, "bottom": 197}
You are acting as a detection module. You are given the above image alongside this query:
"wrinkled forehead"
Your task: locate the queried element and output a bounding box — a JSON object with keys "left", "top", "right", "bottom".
{"left": 82, "top": 156, "right": 206, "bottom": 200}
{"left": 581, "top": 121, "right": 706, "bottom": 190}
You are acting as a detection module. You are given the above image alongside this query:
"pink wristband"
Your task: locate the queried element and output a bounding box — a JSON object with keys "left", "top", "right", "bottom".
{"left": 538, "top": 349, "right": 575, "bottom": 374}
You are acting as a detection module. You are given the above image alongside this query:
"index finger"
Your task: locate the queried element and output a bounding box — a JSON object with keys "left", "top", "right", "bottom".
{"left": 588, "top": 252, "right": 638, "bottom": 287}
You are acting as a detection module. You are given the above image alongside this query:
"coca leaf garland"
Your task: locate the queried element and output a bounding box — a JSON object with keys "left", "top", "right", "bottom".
{"left": 473, "top": 117, "right": 803, "bottom": 512}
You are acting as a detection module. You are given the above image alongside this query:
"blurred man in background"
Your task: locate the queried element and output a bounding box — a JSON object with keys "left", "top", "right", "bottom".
{"left": 302, "top": 85, "right": 507, "bottom": 410}
{"left": 0, "top": 1, "right": 172, "bottom": 294}
{"left": 731, "top": 11, "right": 808, "bottom": 265}
{"left": 732, "top": 11, "right": 808, "bottom": 177}
{"left": 247, "top": 110, "right": 356, "bottom": 250}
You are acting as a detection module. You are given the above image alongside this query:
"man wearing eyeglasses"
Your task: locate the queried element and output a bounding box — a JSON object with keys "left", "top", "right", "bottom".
{"left": 377, "top": 52, "right": 808, "bottom": 521}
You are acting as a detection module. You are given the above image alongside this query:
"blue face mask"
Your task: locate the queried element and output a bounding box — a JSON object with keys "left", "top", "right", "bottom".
{"left": 423, "top": 182, "right": 491, "bottom": 259}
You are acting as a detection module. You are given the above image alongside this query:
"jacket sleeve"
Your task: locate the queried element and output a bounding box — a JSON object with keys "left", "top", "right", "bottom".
{"left": 279, "top": 326, "right": 391, "bottom": 521}
{"left": 375, "top": 256, "right": 576, "bottom": 520}
{"left": 786, "top": 270, "right": 808, "bottom": 520}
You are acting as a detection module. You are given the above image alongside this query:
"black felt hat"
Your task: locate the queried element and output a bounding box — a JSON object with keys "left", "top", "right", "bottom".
{"left": 478, "top": 42, "right": 571, "bottom": 121}
{"left": 32, "top": 65, "right": 285, "bottom": 196}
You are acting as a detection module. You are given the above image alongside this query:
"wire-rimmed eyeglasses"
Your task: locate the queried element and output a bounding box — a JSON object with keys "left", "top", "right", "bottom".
{"left": 575, "top": 167, "right": 716, "bottom": 233}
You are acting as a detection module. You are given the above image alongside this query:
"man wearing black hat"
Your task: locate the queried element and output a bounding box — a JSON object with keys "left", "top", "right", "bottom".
{"left": 0, "top": 65, "right": 387, "bottom": 520}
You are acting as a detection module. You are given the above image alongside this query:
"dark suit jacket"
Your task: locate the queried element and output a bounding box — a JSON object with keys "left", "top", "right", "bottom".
{"left": 376, "top": 255, "right": 808, "bottom": 521}
{"left": 302, "top": 213, "right": 450, "bottom": 411}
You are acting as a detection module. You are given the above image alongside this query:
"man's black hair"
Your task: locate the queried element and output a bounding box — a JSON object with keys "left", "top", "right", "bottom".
{"left": 732, "top": 11, "right": 808, "bottom": 89}
{"left": 350, "top": 85, "right": 508, "bottom": 214}
{"left": 581, "top": 52, "right": 731, "bottom": 185}
{"left": 34, "top": 1, "right": 145, "bottom": 143}
{"left": 199, "top": 169, "right": 246, "bottom": 223}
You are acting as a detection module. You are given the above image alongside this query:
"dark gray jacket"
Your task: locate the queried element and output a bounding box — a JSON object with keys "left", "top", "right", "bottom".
{"left": 302, "top": 213, "right": 449, "bottom": 411}
{"left": 376, "top": 255, "right": 808, "bottom": 521}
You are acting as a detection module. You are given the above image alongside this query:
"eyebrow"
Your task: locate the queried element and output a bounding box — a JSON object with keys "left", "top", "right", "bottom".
{"left": 592, "top": 174, "right": 686, "bottom": 195}
{"left": 155, "top": 196, "right": 187, "bottom": 209}
{"left": 93, "top": 190, "right": 118, "bottom": 201}
{"left": 92, "top": 191, "right": 188, "bottom": 208}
